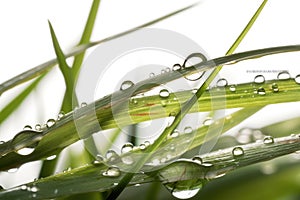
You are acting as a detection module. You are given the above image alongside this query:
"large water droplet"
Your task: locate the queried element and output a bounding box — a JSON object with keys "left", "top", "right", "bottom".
{"left": 254, "top": 75, "right": 265, "bottom": 84}
{"left": 172, "top": 64, "right": 182, "bottom": 71}
{"left": 35, "top": 124, "right": 42, "bottom": 131}
{"left": 149, "top": 72, "right": 155, "bottom": 78}
{"left": 121, "top": 143, "right": 133, "bottom": 154}
{"left": 120, "top": 80, "right": 134, "bottom": 91}
{"left": 46, "top": 119, "right": 56, "bottom": 128}
{"left": 159, "top": 89, "right": 170, "bottom": 98}
{"left": 277, "top": 71, "right": 290, "bottom": 80}
{"left": 295, "top": 75, "right": 300, "bottom": 84}
{"left": 16, "top": 147, "right": 35, "bottom": 156}
{"left": 271, "top": 83, "right": 279, "bottom": 92}
{"left": 263, "top": 136, "right": 274, "bottom": 144}
{"left": 257, "top": 87, "right": 266, "bottom": 95}
{"left": 182, "top": 53, "right": 207, "bottom": 81}
{"left": 102, "top": 166, "right": 121, "bottom": 177}
{"left": 216, "top": 78, "right": 228, "bottom": 87}
{"left": 232, "top": 147, "right": 244, "bottom": 157}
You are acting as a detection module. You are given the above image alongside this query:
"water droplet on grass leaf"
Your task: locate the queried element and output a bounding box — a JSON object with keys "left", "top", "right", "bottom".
{"left": 232, "top": 147, "right": 244, "bottom": 157}
{"left": 12, "top": 130, "right": 43, "bottom": 156}
{"left": 121, "top": 143, "right": 133, "bottom": 154}
{"left": 120, "top": 80, "right": 134, "bottom": 91}
{"left": 271, "top": 83, "right": 279, "bottom": 92}
{"left": 295, "top": 75, "right": 300, "bottom": 84}
{"left": 263, "top": 136, "right": 274, "bottom": 144}
{"left": 277, "top": 71, "right": 290, "bottom": 80}
{"left": 102, "top": 166, "right": 121, "bottom": 177}
{"left": 57, "top": 111, "right": 65, "bottom": 120}
{"left": 216, "top": 78, "right": 228, "bottom": 87}
{"left": 23, "top": 125, "right": 32, "bottom": 130}
{"left": 257, "top": 87, "right": 266, "bottom": 95}
{"left": 81, "top": 102, "right": 87, "bottom": 107}
{"left": 46, "top": 119, "right": 56, "bottom": 128}
{"left": 159, "top": 89, "right": 170, "bottom": 98}
{"left": 105, "top": 150, "right": 119, "bottom": 162}
{"left": 254, "top": 75, "right": 265, "bottom": 84}
{"left": 172, "top": 64, "right": 182, "bottom": 71}
{"left": 192, "top": 156, "right": 202, "bottom": 164}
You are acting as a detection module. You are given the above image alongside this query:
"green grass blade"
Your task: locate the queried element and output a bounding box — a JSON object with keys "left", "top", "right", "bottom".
{"left": 261, "top": 116, "right": 300, "bottom": 137}
{"left": 0, "top": 3, "right": 197, "bottom": 96}
{"left": 0, "top": 74, "right": 46, "bottom": 125}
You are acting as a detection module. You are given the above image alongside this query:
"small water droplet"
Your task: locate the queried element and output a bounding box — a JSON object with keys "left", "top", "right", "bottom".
{"left": 203, "top": 117, "right": 213, "bottom": 126}
{"left": 232, "top": 147, "right": 244, "bottom": 157}
{"left": 121, "top": 143, "right": 133, "bottom": 154}
{"left": 23, "top": 125, "right": 32, "bottom": 130}
{"left": 120, "top": 80, "right": 134, "bottom": 91}
{"left": 277, "top": 71, "right": 290, "bottom": 80}
{"left": 144, "top": 141, "right": 151, "bottom": 147}
{"left": 46, "top": 119, "right": 56, "bottom": 128}
{"left": 263, "top": 136, "right": 274, "bottom": 144}
{"left": 271, "top": 83, "right": 279, "bottom": 92}
{"left": 149, "top": 72, "right": 155, "bottom": 78}
{"left": 161, "top": 69, "right": 166, "bottom": 74}
{"left": 12, "top": 130, "right": 42, "bottom": 156}
{"left": 151, "top": 158, "right": 160, "bottom": 166}
{"left": 229, "top": 85, "right": 236, "bottom": 92}
{"left": 139, "top": 143, "right": 146, "bottom": 150}
{"left": 105, "top": 150, "right": 119, "bottom": 162}
{"left": 172, "top": 64, "right": 182, "bottom": 71}
{"left": 134, "top": 183, "right": 141, "bottom": 187}
{"left": 192, "top": 156, "right": 202, "bottom": 164}
{"left": 35, "top": 124, "right": 42, "bottom": 131}
{"left": 159, "top": 89, "right": 170, "bottom": 98}
{"left": 254, "top": 75, "right": 265, "bottom": 84}
{"left": 20, "top": 185, "right": 27, "bottom": 190}
{"left": 165, "top": 181, "right": 203, "bottom": 199}
{"left": 54, "top": 189, "right": 58, "bottom": 194}
{"left": 81, "top": 102, "right": 87, "bottom": 107}
{"left": 184, "top": 126, "right": 193, "bottom": 134}
{"left": 46, "top": 155, "right": 57, "bottom": 160}
{"left": 96, "top": 154, "right": 104, "bottom": 162}
{"left": 169, "top": 129, "right": 180, "bottom": 138}
{"left": 102, "top": 166, "right": 121, "bottom": 177}
{"left": 57, "top": 111, "right": 65, "bottom": 120}
{"left": 295, "top": 74, "right": 300, "bottom": 84}
{"left": 31, "top": 186, "right": 39, "bottom": 192}
{"left": 216, "top": 78, "right": 228, "bottom": 87}
{"left": 257, "top": 87, "right": 266, "bottom": 95}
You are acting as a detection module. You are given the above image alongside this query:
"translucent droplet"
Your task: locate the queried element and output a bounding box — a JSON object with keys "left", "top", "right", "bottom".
{"left": 139, "top": 143, "right": 146, "bottom": 150}
{"left": 170, "top": 129, "right": 180, "bottom": 138}
{"left": 295, "top": 74, "right": 300, "bottom": 84}
{"left": 263, "top": 136, "right": 274, "bottom": 144}
{"left": 144, "top": 141, "right": 151, "bottom": 147}
{"left": 102, "top": 166, "right": 121, "bottom": 177}
{"left": 81, "top": 102, "right": 87, "bottom": 107}
{"left": 254, "top": 75, "right": 265, "bottom": 84}
{"left": 232, "top": 147, "right": 244, "bottom": 157}
{"left": 12, "top": 130, "right": 42, "bottom": 156}
{"left": 192, "top": 156, "right": 202, "bottom": 164}
{"left": 257, "top": 87, "right": 266, "bottom": 95}
{"left": 203, "top": 117, "right": 213, "bottom": 126}
{"left": 159, "top": 89, "right": 170, "bottom": 98}
{"left": 46, "top": 155, "right": 57, "bottom": 160}
{"left": 35, "top": 124, "right": 42, "bottom": 131}
{"left": 277, "top": 71, "right": 290, "bottom": 80}
{"left": 20, "top": 185, "right": 27, "bottom": 190}
{"left": 229, "top": 85, "right": 236, "bottom": 92}
{"left": 165, "top": 67, "right": 171, "bottom": 72}
{"left": 46, "top": 119, "right": 56, "bottom": 128}
{"left": 105, "top": 150, "right": 119, "bottom": 162}
{"left": 165, "top": 180, "right": 203, "bottom": 199}
{"left": 57, "top": 111, "right": 65, "bottom": 120}
{"left": 120, "top": 80, "right": 134, "bottom": 91}
{"left": 134, "top": 183, "right": 141, "bottom": 187}
{"left": 130, "top": 98, "right": 138, "bottom": 105}
{"left": 149, "top": 72, "right": 155, "bottom": 78}
{"left": 184, "top": 126, "right": 193, "bottom": 134}
{"left": 271, "top": 83, "right": 279, "bottom": 92}
{"left": 172, "top": 64, "right": 182, "bottom": 71}
{"left": 122, "top": 155, "right": 134, "bottom": 165}
{"left": 216, "top": 78, "right": 228, "bottom": 87}
{"left": 23, "top": 125, "right": 32, "bottom": 130}
{"left": 121, "top": 143, "right": 133, "bottom": 154}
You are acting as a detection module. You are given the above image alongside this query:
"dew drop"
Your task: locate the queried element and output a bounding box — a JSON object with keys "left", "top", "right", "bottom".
{"left": 35, "top": 124, "right": 42, "bottom": 131}
{"left": 229, "top": 85, "right": 236, "bottom": 92}
{"left": 254, "top": 75, "right": 265, "bottom": 84}
{"left": 166, "top": 67, "right": 171, "bottom": 72}
{"left": 165, "top": 180, "right": 203, "bottom": 199}
{"left": 139, "top": 143, "right": 146, "bottom": 150}
{"left": 23, "top": 125, "right": 32, "bottom": 131}
{"left": 46, "top": 119, "right": 56, "bottom": 128}
{"left": 184, "top": 126, "right": 193, "bottom": 134}
{"left": 169, "top": 129, "right": 180, "bottom": 138}
{"left": 31, "top": 186, "right": 39, "bottom": 192}
{"left": 257, "top": 87, "right": 266, "bottom": 95}
{"left": 263, "top": 136, "right": 274, "bottom": 144}
{"left": 102, "top": 166, "right": 121, "bottom": 177}
{"left": 149, "top": 72, "right": 155, "bottom": 78}
{"left": 57, "top": 111, "right": 65, "bottom": 120}
{"left": 295, "top": 74, "right": 300, "bottom": 84}
{"left": 192, "top": 156, "right": 203, "bottom": 164}
{"left": 216, "top": 78, "right": 228, "bottom": 87}
{"left": 121, "top": 143, "right": 133, "bottom": 154}
{"left": 172, "top": 64, "right": 182, "bottom": 71}
{"left": 105, "top": 150, "right": 119, "bottom": 162}
{"left": 20, "top": 185, "right": 27, "bottom": 190}
{"left": 232, "top": 147, "right": 244, "bottom": 157}
{"left": 12, "top": 130, "right": 42, "bottom": 155}
{"left": 203, "top": 117, "right": 213, "bottom": 126}
{"left": 277, "top": 71, "right": 290, "bottom": 80}
{"left": 120, "top": 80, "right": 134, "bottom": 91}
{"left": 96, "top": 154, "right": 104, "bottom": 162}
{"left": 122, "top": 155, "right": 134, "bottom": 165}
{"left": 271, "top": 83, "right": 279, "bottom": 92}
{"left": 182, "top": 53, "right": 207, "bottom": 81}
{"left": 159, "top": 89, "right": 170, "bottom": 98}
{"left": 81, "top": 102, "right": 87, "bottom": 107}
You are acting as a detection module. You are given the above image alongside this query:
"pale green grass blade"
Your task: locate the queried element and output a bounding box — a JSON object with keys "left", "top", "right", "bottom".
{"left": 0, "top": 3, "right": 197, "bottom": 96}
{"left": 261, "top": 116, "right": 300, "bottom": 137}
{"left": 0, "top": 134, "right": 299, "bottom": 199}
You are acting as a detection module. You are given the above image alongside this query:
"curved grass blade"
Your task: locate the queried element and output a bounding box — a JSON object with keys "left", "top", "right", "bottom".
{"left": 0, "top": 3, "right": 198, "bottom": 96}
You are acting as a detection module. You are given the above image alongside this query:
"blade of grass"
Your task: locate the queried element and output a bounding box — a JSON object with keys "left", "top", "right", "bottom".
{"left": 107, "top": 1, "right": 268, "bottom": 198}
{"left": 0, "top": 3, "right": 198, "bottom": 96}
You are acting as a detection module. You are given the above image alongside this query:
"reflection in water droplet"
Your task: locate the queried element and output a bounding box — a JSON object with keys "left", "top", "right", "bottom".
{"left": 12, "top": 130, "right": 42, "bottom": 156}
{"left": 232, "top": 147, "right": 244, "bottom": 157}
{"left": 159, "top": 89, "right": 170, "bottom": 98}
{"left": 229, "top": 85, "right": 236, "bottom": 92}
{"left": 254, "top": 75, "right": 265, "bottom": 84}
{"left": 102, "top": 167, "right": 121, "bottom": 177}
{"left": 271, "top": 83, "right": 279, "bottom": 92}
{"left": 192, "top": 156, "right": 202, "bottom": 164}
{"left": 216, "top": 78, "right": 228, "bottom": 87}
{"left": 257, "top": 87, "right": 266, "bottom": 95}
{"left": 35, "top": 124, "right": 42, "bottom": 131}
{"left": 31, "top": 186, "right": 39, "bottom": 192}
{"left": 23, "top": 125, "right": 32, "bottom": 130}
{"left": 161, "top": 69, "right": 166, "bottom": 74}
{"left": 172, "top": 64, "right": 182, "bottom": 71}
{"left": 46, "top": 119, "right": 56, "bottom": 128}
{"left": 277, "top": 71, "right": 290, "bottom": 80}
{"left": 121, "top": 143, "right": 133, "bottom": 154}
{"left": 295, "top": 75, "right": 300, "bottom": 84}
{"left": 263, "top": 136, "right": 274, "bottom": 144}
{"left": 120, "top": 80, "right": 134, "bottom": 91}
{"left": 17, "top": 147, "right": 35, "bottom": 156}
